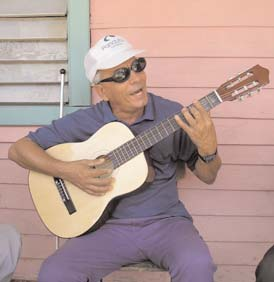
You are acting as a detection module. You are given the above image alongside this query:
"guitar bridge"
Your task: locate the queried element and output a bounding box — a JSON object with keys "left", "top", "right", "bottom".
{"left": 54, "top": 177, "right": 76, "bottom": 215}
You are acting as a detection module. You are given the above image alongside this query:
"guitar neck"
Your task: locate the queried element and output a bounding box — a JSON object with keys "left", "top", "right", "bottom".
{"left": 108, "top": 91, "right": 222, "bottom": 169}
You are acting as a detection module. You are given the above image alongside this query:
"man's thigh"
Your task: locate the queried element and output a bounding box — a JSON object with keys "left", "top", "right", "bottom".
{"left": 39, "top": 220, "right": 146, "bottom": 282}
{"left": 135, "top": 217, "right": 215, "bottom": 270}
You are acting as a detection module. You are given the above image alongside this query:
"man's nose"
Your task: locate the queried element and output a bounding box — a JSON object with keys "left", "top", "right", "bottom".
{"left": 129, "top": 70, "right": 142, "bottom": 84}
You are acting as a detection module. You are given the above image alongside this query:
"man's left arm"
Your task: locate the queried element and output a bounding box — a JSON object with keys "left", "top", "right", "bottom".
{"left": 175, "top": 100, "right": 222, "bottom": 184}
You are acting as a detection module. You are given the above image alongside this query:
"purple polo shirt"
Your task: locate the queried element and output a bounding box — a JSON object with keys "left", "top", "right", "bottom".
{"left": 28, "top": 93, "right": 198, "bottom": 220}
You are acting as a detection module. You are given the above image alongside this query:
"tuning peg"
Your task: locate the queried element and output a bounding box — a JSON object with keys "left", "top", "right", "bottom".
{"left": 238, "top": 96, "right": 245, "bottom": 101}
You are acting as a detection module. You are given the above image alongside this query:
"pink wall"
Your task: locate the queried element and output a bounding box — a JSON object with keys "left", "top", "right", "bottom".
{"left": 1, "top": 0, "right": 274, "bottom": 281}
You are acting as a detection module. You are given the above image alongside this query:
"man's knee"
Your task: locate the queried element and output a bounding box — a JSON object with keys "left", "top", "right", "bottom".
{"left": 171, "top": 248, "right": 216, "bottom": 280}
{"left": 39, "top": 256, "right": 73, "bottom": 282}
{"left": 185, "top": 252, "right": 215, "bottom": 274}
{"left": 38, "top": 256, "right": 93, "bottom": 282}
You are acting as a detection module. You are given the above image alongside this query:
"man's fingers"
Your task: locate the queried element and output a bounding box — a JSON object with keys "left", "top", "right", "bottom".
{"left": 85, "top": 182, "right": 113, "bottom": 193}
{"left": 189, "top": 105, "right": 201, "bottom": 119}
{"left": 193, "top": 101, "right": 210, "bottom": 118}
{"left": 174, "top": 108, "right": 196, "bottom": 129}
{"left": 88, "top": 176, "right": 115, "bottom": 187}
{"left": 174, "top": 114, "right": 187, "bottom": 129}
{"left": 89, "top": 167, "right": 113, "bottom": 178}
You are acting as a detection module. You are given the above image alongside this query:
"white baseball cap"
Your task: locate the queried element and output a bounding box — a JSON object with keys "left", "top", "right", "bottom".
{"left": 84, "top": 35, "right": 145, "bottom": 84}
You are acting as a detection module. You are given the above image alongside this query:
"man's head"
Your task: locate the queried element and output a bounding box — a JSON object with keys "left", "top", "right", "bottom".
{"left": 84, "top": 35, "right": 148, "bottom": 121}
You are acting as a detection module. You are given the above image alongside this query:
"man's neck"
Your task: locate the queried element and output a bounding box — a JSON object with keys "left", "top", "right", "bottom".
{"left": 113, "top": 108, "right": 144, "bottom": 125}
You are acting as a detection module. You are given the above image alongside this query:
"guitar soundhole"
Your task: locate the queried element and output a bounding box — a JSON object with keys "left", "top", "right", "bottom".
{"left": 54, "top": 177, "right": 76, "bottom": 215}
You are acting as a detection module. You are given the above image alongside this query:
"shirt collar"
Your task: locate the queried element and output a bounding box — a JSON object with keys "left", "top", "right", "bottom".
{"left": 101, "top": 101, "right": 118, "bottom": 123}
{"left": 101, "top": 92, "right": 155, "bottom": 124}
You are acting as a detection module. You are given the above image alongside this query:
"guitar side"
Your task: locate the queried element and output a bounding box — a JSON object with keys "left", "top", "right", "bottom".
{"left": 28, "top": 122, "right": 148, "bottom": 238}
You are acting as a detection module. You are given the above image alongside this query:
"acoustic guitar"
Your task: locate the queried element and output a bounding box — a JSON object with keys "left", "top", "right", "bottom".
{"left": 29, "top": 64, "right": 269, "bottom": 238}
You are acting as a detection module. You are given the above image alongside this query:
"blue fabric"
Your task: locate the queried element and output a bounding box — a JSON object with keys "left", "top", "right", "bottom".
{"left": 27, "top": 93, "right": 198, "bottom": 219}
{"left": 38, "top": 216, "right": 216, "bottom": 282}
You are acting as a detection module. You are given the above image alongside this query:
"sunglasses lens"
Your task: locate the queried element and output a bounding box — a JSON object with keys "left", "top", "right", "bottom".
{"left": 99, "top": 58, "right": 146, "bottom": 84}
{"left": 132, "top": 58, "right": 146, "bottom": 72}
{"left": 113, "top": 68, "right": 130, "bottom": 83}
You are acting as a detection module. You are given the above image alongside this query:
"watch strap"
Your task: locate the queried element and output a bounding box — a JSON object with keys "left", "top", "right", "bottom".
{"left": 198, "top": 149, "right": 218, "bottom": 163}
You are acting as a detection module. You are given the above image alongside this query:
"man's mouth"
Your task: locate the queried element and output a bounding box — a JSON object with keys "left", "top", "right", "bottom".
{"left": 130, "top": 88, "right": 143, "bottom": 95}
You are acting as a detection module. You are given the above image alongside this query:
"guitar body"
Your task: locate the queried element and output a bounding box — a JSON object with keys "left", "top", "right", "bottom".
{"left": 29, "top": 122, "right": 148, "bottom": 238}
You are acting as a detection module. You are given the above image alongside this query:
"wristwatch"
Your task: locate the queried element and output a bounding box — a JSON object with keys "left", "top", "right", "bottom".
{"left": 198, "top": 150, "right": 218, "bottom": 163}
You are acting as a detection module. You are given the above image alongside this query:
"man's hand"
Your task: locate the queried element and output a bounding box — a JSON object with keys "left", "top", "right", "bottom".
{"left": 174, "top": 100, "right": 217, "bottom": 156}
{"left": 61, "top": 158, "right": 114, "bottom": 196}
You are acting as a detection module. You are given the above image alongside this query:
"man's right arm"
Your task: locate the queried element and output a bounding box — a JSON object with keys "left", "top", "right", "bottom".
{"left": 8, "top": 137, "right": 114, "bottom": 196}
{"left": 9, "top": 137, "right": 66, "bottom": 175}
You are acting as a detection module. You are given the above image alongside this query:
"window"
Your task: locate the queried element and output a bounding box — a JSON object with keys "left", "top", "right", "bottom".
{"left": 0, "top": 0, "right": 90, "bottom": 125}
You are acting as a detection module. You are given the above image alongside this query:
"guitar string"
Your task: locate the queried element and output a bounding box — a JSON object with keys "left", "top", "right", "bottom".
{"left": 110, "top": 93, "right": 220, "bottom": 167}
{"left": 109, "top": 92, "right": 221, "bottom": 167}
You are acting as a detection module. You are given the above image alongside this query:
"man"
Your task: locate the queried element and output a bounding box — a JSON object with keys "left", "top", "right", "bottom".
{"left": 9, "top": 35, "right": 221, "bottom": 282}
{"left": 255, "top": 245, "right": 274, "bottom": 282}
{"left": 0, "top": 224, "right": 21, "bottom": 282}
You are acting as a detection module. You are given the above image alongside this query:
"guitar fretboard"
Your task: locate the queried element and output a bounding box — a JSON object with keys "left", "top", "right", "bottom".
{"left": 107, "top": 91, "right": 221, "bottom": 169}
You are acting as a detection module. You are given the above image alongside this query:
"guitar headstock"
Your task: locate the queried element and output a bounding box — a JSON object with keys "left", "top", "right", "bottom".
{"left": 217, "top": 65, "right": 270, "bottom": 102}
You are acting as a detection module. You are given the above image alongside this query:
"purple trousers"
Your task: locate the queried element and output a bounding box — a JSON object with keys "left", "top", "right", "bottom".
{"left": 39, "top": 216, "right": 216, "bottom": 282}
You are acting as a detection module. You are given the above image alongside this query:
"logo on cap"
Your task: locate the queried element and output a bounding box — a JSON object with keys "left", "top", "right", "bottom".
{"left": 104, "top": 35, "right": 115, "bottom": 42}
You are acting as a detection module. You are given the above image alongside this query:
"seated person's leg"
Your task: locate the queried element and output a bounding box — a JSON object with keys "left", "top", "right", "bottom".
{"left": 0, "top": 224, "right": 21, "bottom": 282}
{"left": 38, "top": 220, "right": 145, "bottom": 282}
{"left": 138, "top": 217, "right": 216, "bottom": 282}
{"left": 256, "top": 245, "right": 274, "bottom": 282}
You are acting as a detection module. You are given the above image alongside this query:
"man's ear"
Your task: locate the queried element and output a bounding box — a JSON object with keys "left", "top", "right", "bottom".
{"left": 93, "top": 84, "right": 109, "bottom": 101}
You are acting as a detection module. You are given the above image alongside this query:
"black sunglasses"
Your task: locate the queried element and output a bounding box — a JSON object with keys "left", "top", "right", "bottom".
{"left": 97, "top": 57, "right": 146, "bottom": 84}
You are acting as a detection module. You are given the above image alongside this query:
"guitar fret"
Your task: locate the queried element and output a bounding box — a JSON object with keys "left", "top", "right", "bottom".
{"left": 111, "top": 150, "right": 120, "bottom": 164}
{"left": 155, "top": 125, "right": 164, "bottom": 139}
{"left": 141, "top": 131, "right": 154, "bottom": 148}
{"left": 163, "top": 118, "right": 174, "bottom": 134}
{"left": 205, "top": 96, "right": 214, "bottom": 109}
{"left": 124, "top": 141, "right": 138, "bottom": 163}
{"left": 199, "top": 91, "right": 222, "bottom": 111}
{"left": 150, "top": 127, "right": 163, "bottom": 142}
{"left": 167, "top": 117, "right": 178, "bottom": 132}
{"left": 160, "top": 120, "right": 170, "bottom": 136}
{"left": 123, "top": 142, "right": 131, "bottom": 160}
{"left": 211, "top": 91, "right": 222, "bottom": 105}
{"left": 120, "top": 142, "right": 130, "bottom": 164}
{"left": 136, "top": 134, "right": 146, "bottom": 151}
{"left": 131, "top": 139, "right": 140, "bottom": 155}
{"left": 114, "top": 147, "right": 124, "bottom": 165}
{"left": 147, "top": 130, "right": 158, "bottom": 144}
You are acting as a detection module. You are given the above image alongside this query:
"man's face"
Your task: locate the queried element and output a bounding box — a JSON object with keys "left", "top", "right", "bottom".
{"left": 96, "top": 57, "right": 148, "bottom": 118}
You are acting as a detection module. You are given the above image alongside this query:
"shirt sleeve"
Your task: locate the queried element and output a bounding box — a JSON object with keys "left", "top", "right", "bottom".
{"left": 27, "top": 108, "right": 101, "bottom": 149}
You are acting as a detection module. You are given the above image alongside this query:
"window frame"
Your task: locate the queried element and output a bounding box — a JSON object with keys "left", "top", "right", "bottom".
{"left": 0, "top": 0, "right": 91, "bottom": 125}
